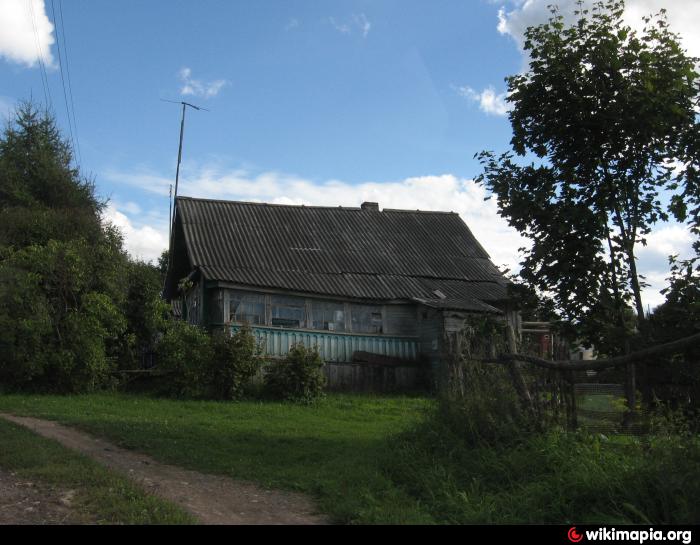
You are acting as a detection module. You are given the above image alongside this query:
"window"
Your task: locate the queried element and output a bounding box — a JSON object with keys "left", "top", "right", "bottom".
{"left": 228, "top": 290, "right": 265, "bottom": 325}
{"left": 351, "top": 304, "right": 383, "bottom": 334}
{"left": 311, "top": 301, "right": 345, "bottom": 332}
{"left": 270, "top": 295, "right": 306, "bottom": 327}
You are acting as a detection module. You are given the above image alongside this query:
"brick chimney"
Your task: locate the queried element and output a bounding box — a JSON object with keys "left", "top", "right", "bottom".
{"left": 361, "top": 201, "right": 379, "bottom": 212}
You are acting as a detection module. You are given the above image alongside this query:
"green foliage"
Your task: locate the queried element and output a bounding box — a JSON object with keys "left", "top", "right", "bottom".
{"left": 475, "top": 0, "right": 700, "bottom": 349}
{"left": 387, "top": 413, "right": 700, "bottom": 524}
{"left": 154, "top": 323, "right": 262, "bottom": 400}
{"left": 0, "top": 102, "right": 104, "bottom": 248}
{"left": 0, "top": 101, "right": 141, "bottom": 394}
{"left": 116, "top": 260, "right": 170, "bottom": 369}
{"left": 0, "top": 240, "right": 125, "bottom": 393}
{"left": 654, "top": 256, "right": 700, "bottom": 340}
{"left": 441, "top": 317, "right": 538, "bottom": 446}
{"left": 154, "top": 320, "right": 213, "bottom": 398}
{"left": 643, "top": 256, "right": 700, "bottom": 412}
{"left": 438, "top": 365, "right": 533, "bottom": 448}
{"left": 208, "top": 325, "right": 263, "bottom": 400}
{"left": 264, "top": 343, "right": 326, "bottom": 403}
{"left": 156, "top": 249, "right": 169, "bottom": 283}
{"left": 505, "top": 272, "right": 557, "bottom": 322}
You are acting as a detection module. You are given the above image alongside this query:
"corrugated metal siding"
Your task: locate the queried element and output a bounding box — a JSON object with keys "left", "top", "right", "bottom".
{"left": 232, "top": 325, "right": 418, "bottom": 363}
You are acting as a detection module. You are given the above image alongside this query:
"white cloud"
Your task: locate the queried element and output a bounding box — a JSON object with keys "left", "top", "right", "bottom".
{"left": 498, "top": 0, "right": 700, "bottom": 61}
{"left": 636, "top": 223, "right": 696, "bottom": 310}
{"left": 353, "top": 13, "right": 371, "bottom": 38}
{"left": 0, "top": 0, "right": 55, "bottom": 68}
{"left": 102, "top": 205, "right": 169, "bottom": 263}
{"left": 178, "top": 67, "right": 227, "bottom": 99}
{"left": 285, "top": 18, "right": 300, "bottom": 31}
{"left": 456, "top": 85, "right": 510, "bottom": 116}
{"left": 329, "top": 13, "right": 371, "bottom": 38}
{"left": 329, "top": 17, "right": 351, "bottom": 34}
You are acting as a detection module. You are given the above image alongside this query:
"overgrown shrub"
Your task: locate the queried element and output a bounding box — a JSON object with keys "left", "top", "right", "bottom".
{"left": 264, "top": 343, "right": 326, "bottom": 403}
{"left": 0, "top": 103, "right": 131, "bottom": 394}
{"left": 153, "top": 322, "right": 262, "bottom": 400}
{"left": 387, "top": 413, "right": 700, "bottom": 524}
{"left": 439, "top": 316, "right": 539, "bottom": 446}
{"left": 207, "top": 325, "right": 263, "bottom": 400}
{"left": 116, "top": 260, "right": 170, "bottom": 370}
{"left": 0, "top": 241, "right": 126, "bottom": 394}
{"left": 154, "top": 320, "right": 213, "bottom": 398}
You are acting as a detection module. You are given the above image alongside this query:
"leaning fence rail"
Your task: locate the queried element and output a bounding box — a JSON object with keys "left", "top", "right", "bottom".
{"left": 475, "top": 328, "right": 700, "bottom": 434}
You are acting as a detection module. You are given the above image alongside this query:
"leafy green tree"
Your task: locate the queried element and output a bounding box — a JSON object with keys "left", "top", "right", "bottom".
{"left": 117, "top": 259, "right": 170, "bottom": 369}
{"left": 0, "top": 102, "right": 104, "bottom": 248}
{"left": 643, "top": 257, "right": 700, "bottom": 413}
{"left": 0, "top": 102, "right": 131, "bottom": 393}
{"left": 476, "top": 1, "right": 699, "bottom": 352}
{"left": 0, "top": 240, "right": 125, "bottom": 392}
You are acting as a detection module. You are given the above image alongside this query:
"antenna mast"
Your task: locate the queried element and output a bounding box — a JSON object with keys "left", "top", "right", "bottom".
{"left": 162, "top": 99, "right": 208, "bottom": 292}
{"left": 162, "top": 99, "right": 208, "bottom": 226}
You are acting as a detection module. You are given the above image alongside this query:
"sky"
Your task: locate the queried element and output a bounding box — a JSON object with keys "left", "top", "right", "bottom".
{"left": 0, "top": 0, "right": 698, "bottom": 310}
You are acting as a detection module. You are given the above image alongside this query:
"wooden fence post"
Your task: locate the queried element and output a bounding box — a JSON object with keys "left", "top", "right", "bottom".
{"left": 505, "top": 324, "right": 536, "bottom": 419}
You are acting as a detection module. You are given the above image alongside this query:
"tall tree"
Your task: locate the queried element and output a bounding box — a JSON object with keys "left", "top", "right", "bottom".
{"left": 0, "top": 102, "right": 130, "bottom": 392}
{"left": 476, "top": 0, "right": 699, "bottom": 353}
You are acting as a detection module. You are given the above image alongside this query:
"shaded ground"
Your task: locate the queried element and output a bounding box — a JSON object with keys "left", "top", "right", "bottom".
{"left": 0, "top": 414, "right": 327, "bottom": 525}
{"left": 0, "top": 467, "right": 90, "bottom": 525}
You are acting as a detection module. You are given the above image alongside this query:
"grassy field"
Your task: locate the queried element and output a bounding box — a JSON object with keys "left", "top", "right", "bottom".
{"left": 0, "top": 418, "right": 196, "bottom": 524}
{"left": 0, "top": 393, "right": 435, "bottom": 524}
{"left": 2, "top": 392, "right": 697, "bottom": 525}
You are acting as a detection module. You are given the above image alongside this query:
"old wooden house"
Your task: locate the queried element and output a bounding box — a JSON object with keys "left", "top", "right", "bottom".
{"left": 164, "top": 196, "right": 517, "bottom": 390}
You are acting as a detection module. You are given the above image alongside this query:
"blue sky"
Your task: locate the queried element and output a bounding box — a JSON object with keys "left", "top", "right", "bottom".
{"left": 1, "top": 0, "right": 698, "bottom": 309}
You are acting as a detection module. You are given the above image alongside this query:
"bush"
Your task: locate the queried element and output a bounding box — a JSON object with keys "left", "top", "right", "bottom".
{"left": 153, "top": 322, "right": 262, "bottom": 400}
{"left": 154, "top": 320, "right": 213, "bottom": 398}
{"left": 208, "top": 325, "right": 263, "bottom": 400}
{"left": 0, "top": 241, "right": 126, "bottom": 394}
{"left": 387, "top": 413, "right": 700, "bottom": 524}
{"left": 264, "top": 343, "right": 326, "bottom": 403}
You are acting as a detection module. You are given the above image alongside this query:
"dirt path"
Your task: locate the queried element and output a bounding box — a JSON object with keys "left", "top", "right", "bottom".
{"left": 0, "top": 414, "right": 328, "bottom": 525}
{"left": 0, "top": 467, "right": 90, "bottom": 525}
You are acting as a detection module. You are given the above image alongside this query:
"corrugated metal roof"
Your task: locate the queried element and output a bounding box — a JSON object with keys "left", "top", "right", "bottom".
{"left": 168, "top": 197, "right": 511, "bottom": 311}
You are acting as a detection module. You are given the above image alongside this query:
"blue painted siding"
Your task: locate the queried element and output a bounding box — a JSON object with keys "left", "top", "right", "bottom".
{"left": 231, "top": 325, "right": 418, "bottom": 363}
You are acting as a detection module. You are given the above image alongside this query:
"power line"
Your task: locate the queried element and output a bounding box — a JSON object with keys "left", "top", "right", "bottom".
{"left": 57, "top": 0, "right": 82, "bottom": 167}
{"left": 50, "top": 0, "right": 78, "bottom": 165}
{"left": 27, "top": 0, "right": 52, "bottom": 110}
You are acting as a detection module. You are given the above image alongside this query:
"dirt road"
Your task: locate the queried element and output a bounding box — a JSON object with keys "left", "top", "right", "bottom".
{"left": 0, "top": 414, "right": 328, "bottom": 525}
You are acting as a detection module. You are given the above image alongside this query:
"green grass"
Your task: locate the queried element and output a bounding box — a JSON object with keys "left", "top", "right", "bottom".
{"left": 386, "top": 406, "right": 700, "bottom": 524}
{"left": 0, "top": 393, "right": 435, "bottom": 524}
{"left": 4, "top": 392, "right": 695, "bottom": 525}
{"left": 0, "top": 418, "right": 196, "bottom": 524}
